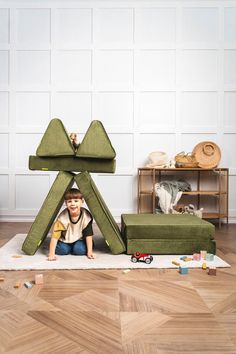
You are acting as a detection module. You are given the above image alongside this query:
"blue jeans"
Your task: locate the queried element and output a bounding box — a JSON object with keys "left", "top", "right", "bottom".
{"left": 55, "top": 240, "right": 87, "bottom": 256}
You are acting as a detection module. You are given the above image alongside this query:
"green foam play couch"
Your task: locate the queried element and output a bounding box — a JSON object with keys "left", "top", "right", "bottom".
{"left": 121, "top": 214, "right": 216, "bottom": 255}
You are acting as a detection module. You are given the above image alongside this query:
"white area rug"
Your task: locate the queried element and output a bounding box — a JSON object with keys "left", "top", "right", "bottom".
{"left": 0, "top": 234, "right": 231, "bottom": 270}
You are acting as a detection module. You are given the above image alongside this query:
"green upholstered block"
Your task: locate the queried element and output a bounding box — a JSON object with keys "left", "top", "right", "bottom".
{"left": 121, "top": 214, "right": 216, "bottom": 255}
{"left": 36, "top": 118, "right": 75, "bottom": 157}
{"left": 29, "top": 156, "right": 116, "bottom": 173}
{"left": 76, "top": 120, "right": 116, "bottom": 159}
{"left": 22, "top": 171, "right": 74, "bottom": 255}
{"left": 75, "top": 172, "right": 126, "bottom": 255}
{"left": 126, "top": 238, "right": 216, "bottom": 255}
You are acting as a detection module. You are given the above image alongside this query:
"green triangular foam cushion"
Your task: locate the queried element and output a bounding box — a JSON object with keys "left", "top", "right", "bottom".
{"left": 36, "top": 118, "right": 75, "bottom": 157}
{"left": 76, "top": 120, "right": 116, "bottom": 159}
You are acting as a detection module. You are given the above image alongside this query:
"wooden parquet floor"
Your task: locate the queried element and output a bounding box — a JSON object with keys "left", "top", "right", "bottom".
{"left": 0, "top": 222, "right": 236, "bottom": 354}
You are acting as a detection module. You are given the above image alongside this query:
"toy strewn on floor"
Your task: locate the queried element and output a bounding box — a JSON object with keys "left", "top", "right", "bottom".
{"left": 131, "top": 252, "right": 153, "bottom": 264}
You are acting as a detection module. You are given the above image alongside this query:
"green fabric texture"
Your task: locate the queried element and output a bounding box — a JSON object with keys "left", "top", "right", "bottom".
{"left": 22, "top": 171, "right": 74, "bottom": 255}
{"left": 76, "top": 120, "right": 116, "bottom": 159}
{"left": 121, "top": 214, "right": 215, "bottom": 239}
{"left": 75, "top": 172, "right": 126, "bottom": 254}
{"left": 36, "top": 118, "right": 75, "bottom": 157}
{"left": 121, "top": 214, "right": 216, "bottom": 255}
{"left": 126, "top": 238, "right": 216, "bottom": 255}
{"left": 29, "top": 156, "right": 116, "bottom": 173}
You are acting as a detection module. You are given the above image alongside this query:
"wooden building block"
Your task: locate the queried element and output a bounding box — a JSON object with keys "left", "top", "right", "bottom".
{"left": 183, "top": 257, "right": 193, "bottom": 262}
{"left": 14, "top": 282, "right": 21, "bottom": 288}
{"left": 180, "top": 256, "right": 187, "bottom": 260}
{"left": 172, "top": 261, "right": 180, "bottom": 266}
{"left": 0, "top": 277, "right": 5, "bottom": 282}
{"left": 193, "top": 253, "right": 201, "bottom": 261}
{"left": 179, "top": 266, "right": 188, "bottom": 274}
{"left": 208, "top": 267, "right": 216, "bottom": 276}
{"left": 206, "top": 253, "right": 214, "bottom": 261}
{"left": 200, "top": 250, "right": 207, "bottom": 260}
{"left": 35, "top": 274, "right": 44, "bottom": 285}
{"left": 202, "top": 262, "right": 207, "bottom": 270}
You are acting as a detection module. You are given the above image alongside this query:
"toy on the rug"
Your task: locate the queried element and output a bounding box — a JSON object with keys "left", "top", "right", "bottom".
{"left": 0, "top": 277, "right": 4, "bottom": 282}
{"left": 193, "top": 253, "right": 201, "bottom": 261}
{"left": 206, "top": 253, "right": 214, "bottom": 261}
{"left": 202, "top": 262, "right": 207, "bottom": 270}
{"left": 172, "top": 260, "right": 180, "bottom": 266}
{"left": 200, "top": 250, "right": 207, "bottom": 260}
{"left": 179, "top": 266, "right": 188, "bottom": 274}
{"left": 180, "top": 256, "right": 187, "bottom": 261}
{"left": 183, "top": 257, "right": 193, "bottom": 262}
{"left": 131, "top": 252, "right": 153, "bottom": 264}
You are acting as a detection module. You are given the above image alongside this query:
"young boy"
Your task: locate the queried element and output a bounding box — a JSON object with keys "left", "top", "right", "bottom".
{"left": 48, "top": 188, "right": 95, "bottom": 261}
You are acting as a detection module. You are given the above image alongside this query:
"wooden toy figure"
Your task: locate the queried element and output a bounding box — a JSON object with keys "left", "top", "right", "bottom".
{"left": 70, "top": 132, "right": 79, "bottom": 150}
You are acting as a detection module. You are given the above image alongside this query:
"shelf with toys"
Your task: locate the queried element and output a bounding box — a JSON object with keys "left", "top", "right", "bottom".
{"left": 137, "top": 167, "right": 229, "bottom": 226}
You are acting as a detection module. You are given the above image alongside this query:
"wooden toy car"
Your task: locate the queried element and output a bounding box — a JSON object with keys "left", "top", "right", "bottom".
{"left": 131, "top": 252, "right": 153, "bottom": 264}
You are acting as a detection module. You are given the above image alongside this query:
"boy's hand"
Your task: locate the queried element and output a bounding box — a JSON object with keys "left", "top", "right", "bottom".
{"left": 48, "top": 254, "right": 57, "bottom": 261}
{"left": 87, "top": 252, "right": 95, "bottom": 259}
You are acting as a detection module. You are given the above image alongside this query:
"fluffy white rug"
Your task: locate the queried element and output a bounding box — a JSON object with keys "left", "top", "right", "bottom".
{"left": 0, "top": 234, "right": 230, "bottom": 270}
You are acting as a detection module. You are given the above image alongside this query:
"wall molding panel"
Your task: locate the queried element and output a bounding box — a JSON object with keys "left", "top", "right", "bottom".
{"left": 1, "top": 0, "right": 236, "bottom": 222}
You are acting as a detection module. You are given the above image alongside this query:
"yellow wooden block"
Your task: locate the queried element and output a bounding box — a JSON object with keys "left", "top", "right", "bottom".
{"left": 202, "top": 262, "right": 207, "bottom": 270}
{"left": 172, "top": 261, "right": 180, "bottom": 266}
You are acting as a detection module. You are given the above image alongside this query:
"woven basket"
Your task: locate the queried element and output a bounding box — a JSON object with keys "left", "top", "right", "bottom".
{"left": 192, "top": 141, "right": 221, "bottom": 168}
{"left": 175, "top": 152, "right": 198, "bottom": 168}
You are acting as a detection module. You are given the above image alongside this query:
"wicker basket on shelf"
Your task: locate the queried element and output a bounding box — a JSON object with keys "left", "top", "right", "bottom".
{"left": 175, "top": 151, "right": 198, "bottom": 168}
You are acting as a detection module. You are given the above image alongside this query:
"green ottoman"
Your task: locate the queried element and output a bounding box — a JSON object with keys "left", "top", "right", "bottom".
{"left": 121, "top": 214, "right": 216, "bottom": 255}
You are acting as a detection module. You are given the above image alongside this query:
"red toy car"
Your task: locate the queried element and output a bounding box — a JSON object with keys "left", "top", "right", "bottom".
{"left": 131, "top": 252, "right": 153, "bottom": 264}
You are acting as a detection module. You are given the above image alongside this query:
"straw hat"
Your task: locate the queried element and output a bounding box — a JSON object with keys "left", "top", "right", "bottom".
{"left": 192, "top": 141, "right": 221, "bottom": 168}
{"left": 146, "top": 151, "right": 169, "bottom": 168}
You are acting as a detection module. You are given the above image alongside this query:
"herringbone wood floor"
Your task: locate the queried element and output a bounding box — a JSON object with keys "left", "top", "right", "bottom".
{"left": 0, "top": 222, "right": 236, "bottom": 354}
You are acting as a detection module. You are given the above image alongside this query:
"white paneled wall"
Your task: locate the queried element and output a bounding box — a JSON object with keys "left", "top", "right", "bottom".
{"left": 0, "top": 0, "right": 236, "bottom": 221}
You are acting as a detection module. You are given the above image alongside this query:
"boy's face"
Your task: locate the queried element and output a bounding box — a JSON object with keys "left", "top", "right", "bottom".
{"left": 66, "top": 198, "right": 83, "bottom": 217}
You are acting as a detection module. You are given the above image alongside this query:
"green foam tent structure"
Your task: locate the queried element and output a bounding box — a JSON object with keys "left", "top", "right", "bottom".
{"left": 36, "top": 118, "right": 75, "bottom": 157}
{"left": 22, "top": 119, "right": 124, "bottom": 255}
{"left": 22, "top": 171, "right": 75, "bottom": 255}
{"left": 76, "top": 120, "right": 116, "bottom": 159}
{"left": 22, "top": 171, "right": 126, "bottom": 255}
{"left": 75, "top": 172, "right": 126, "bottom": 254}
{"left": 29, "top": 155, "right": 116, "bottom": 173}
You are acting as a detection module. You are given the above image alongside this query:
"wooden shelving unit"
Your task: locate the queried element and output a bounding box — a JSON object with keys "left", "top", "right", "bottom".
{"left": 137, "top": 167, "right": 229, "bottom": 226}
